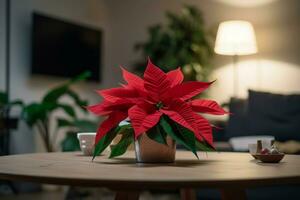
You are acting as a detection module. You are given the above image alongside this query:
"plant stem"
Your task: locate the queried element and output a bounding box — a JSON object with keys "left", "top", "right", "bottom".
{"left": 36, "top": 121, "right": 50, "bottom": 152}
{"left": 43, "top": 118, "right": 52, "bottom": 152}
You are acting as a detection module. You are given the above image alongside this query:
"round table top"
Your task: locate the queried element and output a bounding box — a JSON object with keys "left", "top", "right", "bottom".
{"left": 0, "top": 151, "right": 299, "bottom": 189}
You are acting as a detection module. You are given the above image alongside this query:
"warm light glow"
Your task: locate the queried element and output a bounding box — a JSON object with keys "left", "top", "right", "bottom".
{"left": 214, "top": 20, "right": 258, "bottom": 55}
{"left": 208, "top": 59, "right": 300, "bottom": 103}
{"left": 214, "top": 0, "right": 278, "bottom": 8}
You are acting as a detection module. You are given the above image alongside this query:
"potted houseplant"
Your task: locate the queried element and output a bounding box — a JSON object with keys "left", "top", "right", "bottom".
{"left": 21, "top": 71, "right": 91, "bottom": 152}
{"left": 134, "top": 5, "right": 214, "bottom": 81}
{"left": 88, "top": 59, "right": 228, "bottom": 163}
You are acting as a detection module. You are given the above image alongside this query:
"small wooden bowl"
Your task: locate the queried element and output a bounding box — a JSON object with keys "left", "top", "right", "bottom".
{"left": 255, "top": 153, "right": 285, "bottom": 163}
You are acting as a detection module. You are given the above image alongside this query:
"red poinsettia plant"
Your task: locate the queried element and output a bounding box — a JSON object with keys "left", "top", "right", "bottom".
{"left": 88, "top": 59, "right": 228, "bottom": 159}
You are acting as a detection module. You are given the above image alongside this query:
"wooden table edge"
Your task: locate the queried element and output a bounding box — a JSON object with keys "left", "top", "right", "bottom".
{"left": 0, "top": 172, "right": 299, "bottom": 190}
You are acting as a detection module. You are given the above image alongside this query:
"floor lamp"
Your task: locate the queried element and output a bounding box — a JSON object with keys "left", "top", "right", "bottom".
{"left": 214, "top": 20, "right": 258, "bottom": 97}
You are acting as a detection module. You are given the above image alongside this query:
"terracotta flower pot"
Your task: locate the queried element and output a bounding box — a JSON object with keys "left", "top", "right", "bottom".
{"left": 134, "top": 134, "right": 176, "bottom": 163}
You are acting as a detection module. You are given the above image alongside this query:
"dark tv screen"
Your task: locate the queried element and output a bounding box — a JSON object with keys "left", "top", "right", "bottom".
{"left": 32, "top": 13, "right": 102, "bottom": 81}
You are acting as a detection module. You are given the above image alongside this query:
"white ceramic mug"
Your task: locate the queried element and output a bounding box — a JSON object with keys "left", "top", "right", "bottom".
{"left": 77, "top": 132, "right": 96, "bottom": 156}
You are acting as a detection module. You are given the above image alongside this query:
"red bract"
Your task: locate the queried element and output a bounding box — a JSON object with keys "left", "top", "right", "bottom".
{"left": 87, "top": 59, "right": 228, "bottom": 146}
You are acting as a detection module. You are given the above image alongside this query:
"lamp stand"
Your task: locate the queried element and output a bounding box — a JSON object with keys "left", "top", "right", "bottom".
{"left": 232, "top": 55, "right": 239, "bottom": 98}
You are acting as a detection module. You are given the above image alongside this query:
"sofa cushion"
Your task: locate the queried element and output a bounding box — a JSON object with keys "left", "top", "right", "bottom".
{"left": 247, "top": 90, "right": 300, "bottom": 141}
{"left": 225, "top": 98, "right": 249, "bottom": 139}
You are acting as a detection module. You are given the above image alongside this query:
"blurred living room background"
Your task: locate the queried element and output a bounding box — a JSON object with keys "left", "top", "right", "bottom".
{"left": 0, "top": 0, "right": 300, "bottom": 199}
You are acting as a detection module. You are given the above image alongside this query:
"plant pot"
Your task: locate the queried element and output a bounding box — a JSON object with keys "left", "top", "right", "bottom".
{"left": 134, "top": 134, "right": 176, "bottom": 163}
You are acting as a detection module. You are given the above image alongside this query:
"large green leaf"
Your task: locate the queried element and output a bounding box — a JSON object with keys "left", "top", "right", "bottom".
{"left": 42, "top": 85, "right": 68, "bottom": 103}
{"left": 56, "top": 104, "right": 76, "bottom": 118}
{"left": 22, "top": 103, "right": 46, "bottom": 126}
{"left": 109, "top": 129, "right": 134, "bottom": 158}
{"left": 42, "top": 71, "right": 91, "bottom": 104}
{"left": 23, "top": 102, "right": 77, "bottom": 127}
{"left": 57, "top": 118, "right": 72, "bottom": 128}
{"left": 69, "top": 71, "right": 91, "bottom": 84}
{"left": 147, "top": 125, "right": 167, "bottom": 145}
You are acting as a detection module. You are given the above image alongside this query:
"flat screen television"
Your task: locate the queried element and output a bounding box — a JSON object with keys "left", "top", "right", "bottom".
{"left": 32, "top": 13, "right": 102, "bottom": 81}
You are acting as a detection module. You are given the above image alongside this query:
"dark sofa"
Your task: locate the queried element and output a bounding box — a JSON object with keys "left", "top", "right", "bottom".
{"left": 225, "top": 90, "right": 300, "bottom": 142}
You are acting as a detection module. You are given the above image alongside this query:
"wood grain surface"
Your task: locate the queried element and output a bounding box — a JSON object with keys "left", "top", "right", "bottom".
{"left": 0, "top": 151, "right": 299, "bottom": 190}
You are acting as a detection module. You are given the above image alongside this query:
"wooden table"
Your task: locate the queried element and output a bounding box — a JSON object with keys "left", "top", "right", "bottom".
{"left": 0, "top": 151, "right": 299, "bottom": 200}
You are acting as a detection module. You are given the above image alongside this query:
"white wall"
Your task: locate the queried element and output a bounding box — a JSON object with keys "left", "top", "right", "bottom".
{"left": 0, "top": 0, "right": 114, "bottom": 153}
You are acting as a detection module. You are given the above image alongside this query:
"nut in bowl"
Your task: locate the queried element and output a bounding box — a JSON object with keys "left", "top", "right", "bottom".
{"left": 256, "top": 145, "right": 285, "bottom": 163}
{"left": 249, "top": 140, "right": 285, "bottom": 163}
{"left": 255, "top": 153, "right": 285, "bottom": 163}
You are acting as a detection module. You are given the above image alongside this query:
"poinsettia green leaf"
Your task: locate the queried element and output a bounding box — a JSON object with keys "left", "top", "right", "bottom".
{"left": 93, "top": 125, "right": 130, "bottom": 160}
{"left": 92, "top": 126, "right": 120, "bottom": 160}
{"left": 147, "top": 125, "right": 167, "bottom": 145}
{"left": 195, "top": 140, "right": 215, "bottom": 152}
{"left": 173, "top": 122, "right": 198, "bottom": 159}
{"left": 109, "top": 129, "right": 134, "bottom": 158}
{"left": 159, "top": 116, "right": 198, "bottom": 158}
{"left": 117, "top": 124, "right": 133, "bottom": 135}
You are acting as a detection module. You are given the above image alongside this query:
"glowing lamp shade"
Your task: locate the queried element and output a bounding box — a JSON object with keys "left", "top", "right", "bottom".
{"left": 214, "top": 20, "right": 258, "bottom": 55}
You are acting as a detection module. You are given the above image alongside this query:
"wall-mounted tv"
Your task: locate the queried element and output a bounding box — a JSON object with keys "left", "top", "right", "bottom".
{"left": 32, "top": 13, "right": 102, "bottom": 81}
